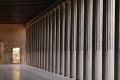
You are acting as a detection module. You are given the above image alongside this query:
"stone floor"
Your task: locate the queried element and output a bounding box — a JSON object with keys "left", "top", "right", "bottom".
{"left": 0, "top": 64, "right": 75, "bottom": 80}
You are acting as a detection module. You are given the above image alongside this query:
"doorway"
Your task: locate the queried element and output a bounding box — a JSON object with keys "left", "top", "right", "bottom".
{"left": 12, "top": 48, "right": 20, "bottom": 63}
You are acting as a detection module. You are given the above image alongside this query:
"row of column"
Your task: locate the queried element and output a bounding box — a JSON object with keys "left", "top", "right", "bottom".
{"left": 26, "top": 0, "right": 119, "bottom": 80}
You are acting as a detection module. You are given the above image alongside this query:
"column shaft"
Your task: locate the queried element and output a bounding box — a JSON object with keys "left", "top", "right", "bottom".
{"left": 52, "top": 8, "right": 56, "bottom": 73}
{"left": 65, "top": 0, "right": 71, "bottom": 77}
{"left": 41, "top": 18, "right": 44, "bottom": 69}
{"left": 60, "top": 2, "right": 65, "bottom": 75}
{"left": 93, "top": 0, "right": 103, "bottom": 80}
{"left": 103, "top": 0, "right": 115, "bottom": 80}
{"left": 84, "top": 0, "right": 93, "bottom": 80}
{"left": 46, "top": 14, "right": 49, "bottom": 71}
{"left": 115, "top": 0, "right": 120, "bottom": 79}
{"left": 71, "top": 0, "right": 77, "bottom": 78}
{"left": 56, "top": 5, "right": 61, "bottom": 74}
{"left": 76, "top": 0, "right": 84, "bottom": 80}
{"left": 49, "top": 12, "right": 53, "bottom": 72}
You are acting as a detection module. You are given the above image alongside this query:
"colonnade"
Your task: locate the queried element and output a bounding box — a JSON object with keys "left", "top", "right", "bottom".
{"left": 26, "top": 0, "right": 119, "bottom": 80}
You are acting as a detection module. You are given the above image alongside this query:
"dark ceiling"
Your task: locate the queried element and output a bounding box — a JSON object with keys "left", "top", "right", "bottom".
{"left": 0, "top": 0, "right": 56, "bottom": 24}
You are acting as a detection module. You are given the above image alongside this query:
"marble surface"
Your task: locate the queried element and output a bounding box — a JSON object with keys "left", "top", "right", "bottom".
{"left": 0, "top": 64, "right": 75, "bottom": 80}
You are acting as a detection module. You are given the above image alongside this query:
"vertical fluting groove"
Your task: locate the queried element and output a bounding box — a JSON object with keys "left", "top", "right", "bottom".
{"left": 56, "top": 5, "right": 61, "bottom": 74}
{"left": 65, "top": 0, "right": 71, "bottom": 77}
{"left": 52, "top": 8, "right": 56, "bottom": 73}
{"left": 60, "top": 2, "right": 65, "bottom": 75}
{"left": 84, "top": 0, "right": 93, "bottom": 80}
{"left": 70, "top": 0, "right": 77, "bottom": 78}
{"left": 76, "top": 0, "right": 84, "bottom": 80}
{"left": 103, "top": 0, "right": 115, "bottom": 80}
{"left": 93, "top": 0, "right": 103, "bottom": 80}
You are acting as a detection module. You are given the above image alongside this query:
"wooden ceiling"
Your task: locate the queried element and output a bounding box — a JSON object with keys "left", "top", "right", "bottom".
{"left": 0, "top": 0, "right": 56, "bottom": 24}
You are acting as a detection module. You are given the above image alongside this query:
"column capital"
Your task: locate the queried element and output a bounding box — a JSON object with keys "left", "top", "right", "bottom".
{"left": 56, "top": 5, "right": 61, "bottom": 9}
{"left": 53, "top": 8, "right": 56, "bottom": 12}
{"left": 65, "top": 0, "right": 71, "bottom": 3}
{"left": 61, "top": 2, "right": 65, "bottom": 7}
{"left": 46, "top": 13, "right": 49, "bottom": 16}
{"left": 49, "top": 11, "right": 53, "bottom": 14}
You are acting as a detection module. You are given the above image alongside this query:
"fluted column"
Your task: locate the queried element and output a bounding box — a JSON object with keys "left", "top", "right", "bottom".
{"left": 60, "top": 2, "right": 65, "bottom": 75}
{"left": 76, "top": 0, "right": 84, "bottom": 80}
{"left": 65, "top": 0, "right": 71, "bottom": 77}
{"left": 36, "top": 20, "right": 39, "bottom": 68}
{"left": 34, "top": 23, "right": 36, "bottom": 67}
{"left": 92, "top": 0, "right": 103, "bottom": 80}
{"left": 43, "top": 15, "right": 47, "bottom": 70}
{"left": 31, "top": 24, "right": 34, "bottom": 66}
{"left": 115, "top": 0, "right": 120, "bottom": 80}
{"left": 52, "top": 8, "right": 56, "bottom": 73}
{"left": 103, "top": 0, "right": 115, "bottom": 80}
{"left": 46, "top": 13, "right": 49, "bottom": 71}
{"left": 41, "top": 17, "right": 44, "bottom": 69}
{"left": 38, "top": 19, "right": 41, "bottom": 68}
{"left": 29, "top": 26, "right": 32, "bottom": 65}
{"left": 56, "top": 5, "right": 61, "bottom": 74}
{"left": 48, "top": 11, "right": 53, "bottom": 72}
{"left": 70, "top": 0, "right": 77, "bottom": 78}
{"left": 84, "top": 0, "right": 93, "bottom": 80}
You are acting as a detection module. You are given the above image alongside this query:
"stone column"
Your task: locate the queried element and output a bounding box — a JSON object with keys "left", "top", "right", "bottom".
{"left": 38, "top": 19, "right": 41, "bottom": 68}
{"left": 76, "top": 0, "right": 84, "bottom": 80}
{"left": 60, "top": 2, "right": 65, "bottom": 75}
{"left": 34, "top": 21, "right": 37, "bottom": 67}
{"left": 52, "top": 8, "right": 56, "bottom": 73}
{"left": 41, "top": 17, "right": 44, "bottom": 69}
{"left": 70, "top": 0, "right": 77, "bottom": 78}
{"left": 43, "top": 15, "right": 47, "bottom": 70}
{"left": 103, "top": 0, "right": 115, "bottom": 80}
{"left": 29, "top": 26, "right": 32, "bottom": 65}
{"left": 93, "top": 0, "right": 103, "bottom": 80}
{"left": 56, "top": 5, "right": 61, "bottom": 74}
{"left": 115, "top": 0, "right": 120, "bottom": 80}
{"left": 65, "top": 0, "right": 71, "bottom": 77}
{"left": 84, "top": 0, "right": 93, "bottom": 80}
{"left": 48, "top": 11, "right": 53, "bottom": 72}
{"left": 36, "top": 20, "right": 39, "bottom": 68}
{"left": 46, "top": 13, "right": 49, "bottom": 71}
{"left": 31, "top": 24, "right": 34, "bottom": 66}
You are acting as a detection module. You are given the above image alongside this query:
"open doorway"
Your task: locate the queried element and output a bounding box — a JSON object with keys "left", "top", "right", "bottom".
{"left": 12, "top": 48, "right": 20, "bottom": 63}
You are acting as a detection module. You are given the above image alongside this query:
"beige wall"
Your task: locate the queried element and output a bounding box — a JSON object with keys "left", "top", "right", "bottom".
{"left": 0, "top": 24, "right": 26, "bottom": 41}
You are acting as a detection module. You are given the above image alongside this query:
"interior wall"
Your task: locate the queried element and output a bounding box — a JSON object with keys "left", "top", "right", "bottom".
{"left": 0, "top": 24, "right": 26, "bottom": 41}
{"left": 0, "top": 24, "right": 26, "bottom": 64}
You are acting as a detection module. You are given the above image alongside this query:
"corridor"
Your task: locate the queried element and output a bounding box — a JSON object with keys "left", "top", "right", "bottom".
{"left": 0, "top": 64, "right": 75, "bottom": 80}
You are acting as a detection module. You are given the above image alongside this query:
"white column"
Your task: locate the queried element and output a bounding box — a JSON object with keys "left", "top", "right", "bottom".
{"left": 103, "top": 0, "right": 115, "bottom": 80}
{"left": 70, "top": 0, "right": 77, "bottom": 78}
{"left": 60, "top": 2, "right": 65, "bottom": 75}
{"left": 76, "top": 0, "right": 84, "bottom": 80}
{"left": 65, "top": 0, "right": 71, "bottom": 77}
{"left": 84, "top": 0, "right": 93, "bottom": 80}
{"left": 93, "top": 0, "right": 103, "bottom": 80}
{"left": 56, "top": 5, "right": 61, "bottom": 74}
